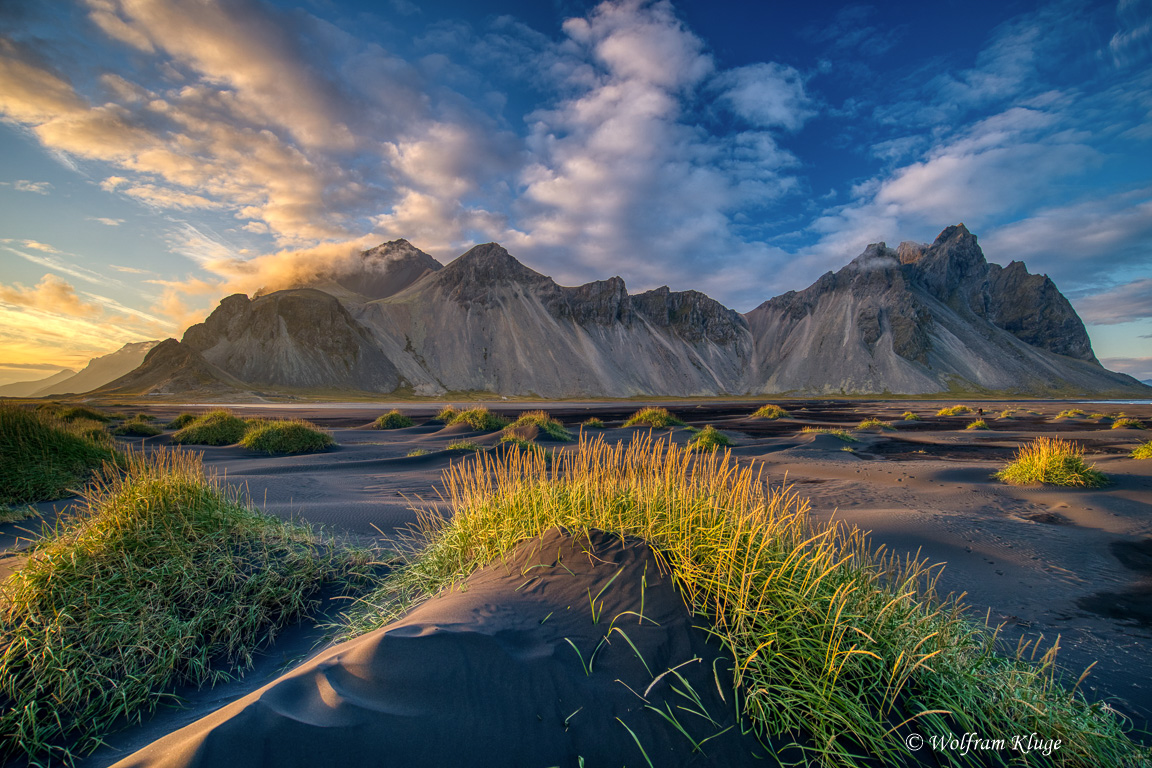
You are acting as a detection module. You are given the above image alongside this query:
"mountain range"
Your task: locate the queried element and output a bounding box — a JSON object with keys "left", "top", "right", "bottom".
{"left": 95, "top": 224, "right": 1148, "bottom": 398}
{"left": 0, "top": 341, "right": 159, "bottom": 398}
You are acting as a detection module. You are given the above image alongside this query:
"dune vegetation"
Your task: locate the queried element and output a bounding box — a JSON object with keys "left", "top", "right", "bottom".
{"left": 240, "top": 419, "right": 335, "bottom": 454}
{"left": 622, "top": 407, "right": 686, "bottom": 428}
{"left": 855, "top": 418, "right": 893, "bottom": 431}
{"left": 965, "top": 419, "right": 990, "bottom": 430}
{"left": 901, "top": 411, "right": 921, "bottom": 420}
{"left": 111, "top": 415, "right": 163, "bottom": 437}
{"left": 936, "top": 404, "right": 973, "bottom": 416}
{"left": 373, "top": 409, "right": 414, "bottom": 429}
{"left": 406, "top": 448, "right": 431, "bottom": 457}
{"left": 0, "top": 449, "right": 372, "bottom": 765}
{"left": 340, "top": 436, "right": 1143, "bottom": 767}
{"left": 1055, "top": 409, "right": 1087, "bottom": 419}
{"left": 171, "top": 410, "right": 249, "bottom": 446}
{"left": 165, "top": 412, "right": 201, "bottom": 430}
{"left": 580, "top": 417, "right": 605, "bottom": 429}
{"left": 750, "top": 403, "right": 789, "bottom": 420}
{"left": 55, "top": 405, "right": 113, "bottom": 423}
{"left": 434, "top": 405, "right": 459, "bottom": 423}
{"left": 687, "top": 424, "right": 732, "bottom": 451}
{"left": 449, "top": 407, "right": 509, "bottom": 431}
{"left": 995, "top": 437, "right": 1107, "bottom": 487}
{"left": 0, "top": 402, "right": 122, "bottom": 505}
{"left": 506, "top": 411, "right": 573, "bottom": 441}
{"left": 799, "top": 426, "right": 857, "bottom": 442}
{"left": 1112, "top": 418, "right": 1145, "bottom": 430}
{"left": 446, "top": 441, "right": 482, "bottom": 451}
{"left": 1131, "top": 441, "right": 1152, "bottom": 460}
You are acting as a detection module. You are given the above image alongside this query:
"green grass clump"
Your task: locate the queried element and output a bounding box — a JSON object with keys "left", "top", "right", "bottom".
{"left": 171, "top": 410, "right": 249, "bottom": 446}
{"left": 936, "top": 405, "right": 973, "bottom": 416}
{"left": 995, "top": 437, "right": 1108, "bottom": 488}
{"left": 165, "top": 412, "right": 200, "bottom": 430}
{"left": 446, "top": 441, "right": 482, "bottom": 452}
{"left": 0, "top": 505, "right": 37, "bottom": 524}
{"left": 623, "top": 407, "right": 686, "bottom": 428}
{"left": 1131, "top": 441, "right": 1152, "bottom": 459}
{"left": 373, "top": 410, "right": 414, "bottom": 429}
{"left": 750, "top": 404, "right": 789, "bottom": 420}
{"left": 581, "top": 417, "right": 605, "bottom": 429}
{"left": 855, "top": 418, "right": 894, "bottom": 431}
{"left": 506, "top": 411, "right": 573, "bottom": 441}
{"left": 434, "top": 405, "right": 459, "bottom": 423}
{"left": 0, "top": 449, "right": 370, "bottom": 764}
{"left": 902, "top": 411, "right": 921, "bottom": 421}
{"left": 239, "top": 419, "right": 334, "bottom": 455}
{"left": 688, "top": 425, "right": 732, "bottom": 451}
{"left": 0, "top": 403, "right": 122, "bottom": 505}
{"left": 449, "top": 407, "right": 509, "bottom": 431}
{"left": 339, "top": 436, "right": 1144, "bottom": 767}
{"left": 1112, "top": 418, "right": 1145, "bottom": 430}
{"left": 800, "top": 426, "right": 858, "bottom": 443}
{"left": 55, "top": 406, "right": 112, "bottom": 423}
{"left": 1056, "top": 409, "right": 1087, "bottom": 419}
{"left": 111, "top": 416, "right": 163, "bottom": 437}
{"left": 406, "top": 448, "right": 431, "bottom": 457}
{"left": 965, "top": 419, "right": 990, "bottom": 430}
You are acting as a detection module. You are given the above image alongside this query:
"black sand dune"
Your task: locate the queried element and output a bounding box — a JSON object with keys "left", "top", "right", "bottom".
{"left": 111, "top": 529, "right": 769, "bottom": 768}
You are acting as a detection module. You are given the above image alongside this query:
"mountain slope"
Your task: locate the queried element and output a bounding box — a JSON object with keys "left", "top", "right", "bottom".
{"left": 0, "top": 368, "right": 76, "bottom": 397}
{"left": 95, "top": 339, "right": 247, "bottom": 396}
{"left": 34, "top": 341, "right": 161, "bottom": 396}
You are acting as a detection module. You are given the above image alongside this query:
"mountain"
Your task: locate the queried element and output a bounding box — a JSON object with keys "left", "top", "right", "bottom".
{"left": 102, "top": 228, "right": 1150, "bottom": 398}
{"left": 33, "top": 341, "right": 161, "bottom": 396}
{"left": 743, "top": 225, "right": 1131, "bottom": 395}
{"left": 0, "top": 368, "right": 76, "bottom": 397}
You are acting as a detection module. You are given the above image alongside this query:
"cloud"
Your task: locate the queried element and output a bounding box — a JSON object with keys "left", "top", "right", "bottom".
{"left": 715, "top": 62, "right": 814, "bottom": 131}
{"left": 3, "top": 244, "right": 121, "bottom": 287}
{"left": 1100, "top": 356, "right": 1152, "bottom": 380}
{"left": 8, "top": 179, "right": 53, "bottom": 194}
{"left": 1076, "top": 278, "right": 1152, "bottom": 325}
{"left": 109, "top": 263, "right": 148, "bottom": 274}
{"left": 0, "top": 274, "right": 102, "bottom": 317}
{"left": 1109, "top": 0, "right": 1152, "bottom": 67}
{"left": 119, "top": 184, "right": 223, "bottom": 210}
{"left": 22, "top": 240, "right": 60, "bottom": 253}
{"left": 90, "top": 217, "right": 125, "bottom": 226}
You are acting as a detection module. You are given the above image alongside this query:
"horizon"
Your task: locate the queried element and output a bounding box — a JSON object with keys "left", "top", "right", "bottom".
{"left": 1, "top": 0, "right": 1151, "bottom": 385}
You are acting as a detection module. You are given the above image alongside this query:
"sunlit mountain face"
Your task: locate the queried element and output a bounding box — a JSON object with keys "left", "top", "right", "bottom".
{"left": 1, "top": 0, "right": 1149, "bottom": 385}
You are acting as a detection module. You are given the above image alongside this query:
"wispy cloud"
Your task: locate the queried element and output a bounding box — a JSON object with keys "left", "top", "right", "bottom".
{"left": 89, "top": 216, "right": 125, "bottom": 226}
{"left": 1, "top": 179, "right": 54, "bottom": 194}
{"left": 1077, "top": 278, "right": 1152, "bottom": 325}
{"left": 2, "top": 244, "right": 121, "bottom": 287}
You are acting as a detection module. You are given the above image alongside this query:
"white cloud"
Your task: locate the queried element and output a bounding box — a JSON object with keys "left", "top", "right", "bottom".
{"left": 715, "top": 62, "right": 813, "bottom": 131}
{"left": 12, "top": 179, "right": 53, "bottom": 194}
{"left": 89, "top": 217, "right": 125, "bottom": 226}
{"left": 1076, "top": 278, "right": 1152, "bottom": 325}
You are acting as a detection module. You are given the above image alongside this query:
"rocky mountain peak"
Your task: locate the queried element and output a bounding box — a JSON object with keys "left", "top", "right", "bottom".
{"left": 434, "top": 243, "right": 552, "bottom": 297}
{"left": 897, "top": 241, "right": 927, "bottom": 264}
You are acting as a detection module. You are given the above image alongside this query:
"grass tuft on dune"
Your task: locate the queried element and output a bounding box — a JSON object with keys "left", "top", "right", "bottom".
{"left": 623, "top": 406, "right": 685, "bottom": 428}
{"left": 855, "top": 418, "right": 894, "bottom": 431}
{"left": 171, "top": 410, "right": 249, "bottom": 446}
{"left": 449, "top": 407, "right": 509, "bottom": 431}
{"left": 111, "top": 415, "right": 163, "bottom": 437}
{"left": 902, "top": 411, "right": 921, "bottom": 420}
{"left": 341, "top": 436, "right": 1143, "bottom": 767}
{"left": 687, "top": 424, "right": 732, "bottom": 451}
{"left": 995, "top": 437, "right": 1107, "bottom": 487}
{"left": 0, "top": 449, "right": 370, "bottom": 765}
{"left": 1131, "top": 441, "right": 1152, "bottom": 460}
{"left": 800, "top": 426, "right": 857, "bottom": 442}
{"left": 936, "top": 404, "right": 973, "bottom": 416}
{"left": 580, "top": 417, "right": 605, "bottom": 429}
{"left": 434, "top": 405, "right": 459, "bottom": 423}
{"left": 750, "top": 403, "right": 789, "bottom": 420}
{"left": 0, "top": 403, "right": 122, "bottom": 505}
{"left": 965, "top": 419, "right": 990, "bottom": 430}
{"left": 506, "top": 411, "right": 573, "bottom": 441}
{"left": 1112, "top": 418, "right": 1145, "bottom": 430}
{"left": 240, "top": 419, "right": 335, "bottom": 455}
{"left": 165, "top": 412, "right": 200, "bottom": 430}
{"left": 373, "top": 410, "right": 414, "bottom": 429}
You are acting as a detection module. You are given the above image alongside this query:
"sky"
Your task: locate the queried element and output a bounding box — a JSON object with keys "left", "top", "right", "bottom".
{"left": 1, "top": 0, "right": 1150, "bottom": 385}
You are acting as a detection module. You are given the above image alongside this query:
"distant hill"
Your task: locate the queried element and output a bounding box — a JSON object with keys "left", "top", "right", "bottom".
{"left": 99, "top": 228, "right": 1150, "bottom": 398}
{"left": 0, "top": 368, "right": 76, "bottom": 397}
{"left": 34, "top": 341, "right": 161, "bottom": 396}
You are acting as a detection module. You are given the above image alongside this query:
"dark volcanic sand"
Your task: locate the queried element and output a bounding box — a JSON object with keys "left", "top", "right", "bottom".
{"left": 4, "top": 398, "right": 1150, "bottom": 765}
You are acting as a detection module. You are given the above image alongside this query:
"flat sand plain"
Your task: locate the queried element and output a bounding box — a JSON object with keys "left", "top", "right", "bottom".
{"left": 3, "top": 398, "right": 1150, "bottom": 765}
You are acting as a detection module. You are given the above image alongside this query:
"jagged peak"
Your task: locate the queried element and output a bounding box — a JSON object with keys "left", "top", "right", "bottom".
{"left": 897, "top": 241, "right": 927, "bottom": 264}
{"left": 848, "top": 242, "right": 899, "bottom": 271}
{"left": 438, "top": 242, "right": 550, "bottom": 286}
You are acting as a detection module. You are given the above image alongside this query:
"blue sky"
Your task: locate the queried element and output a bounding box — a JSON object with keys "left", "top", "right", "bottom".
{"left": 1, "top": 0, "right": 1150, "bottom": 384}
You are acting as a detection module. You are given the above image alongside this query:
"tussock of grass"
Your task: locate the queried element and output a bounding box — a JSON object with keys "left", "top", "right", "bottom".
{"left": 800, "top": 426, "right": 858, "bottom": 442}
{"left": 623, "top": 407, "right": 685, "bottom": 428}
{"left": 1056, "top": 409, "right": 1087, "bottom": 419}
{"left": 581, "top": 417, "right": 605, "bottom": 429}
{"left": 0, "top": 449, "right": 370, "bottom": 764}
{"left": 965, "top": 419, "right": 990, "bottom": 430}
{"left": 240, "top": 419, "right": 335, "bottom": 455}
{"left": 936, "top": 405, "right": 973, "bottom": 416}
{"left": 446, "top": 441, "right": 482, "bottom": 452}
{"left": 406, "top": 448, "right": 431, "bottom": 457}
{"left": 373, "top": 410, "right": 414, "bottom": 429}
{"left": 165, "top": 412, "right": 200, "bottom": 430}
{"left": 171, "top": 410, "right": 249, "bottom": 446}
{"left": 0, "top": 403, "right": 122, "bottom": 505}
{"left": 434, "top": 405, "right": 459, "bottom": 423}
{"left": 855, "top": 418, "right": 894, "bottom": 431}
{"left": 750, "top": 404, "right": 789, "bottom": 420}
{"left": 995, "top": 437, "right": 1107, "bottom": 487}
{"left": 1112, "top": 418, "right": 1145, "bottom": 430}
{"left": 688, "top": 424, "right": 732, "bottom": 451}
{"left": 0, "top": 505, "right": 37, "bottom": 524}
{"left": 111, "top": 416, "right": 163, "bottom": 437}
{"left": 902, "top": 411, "right": 921, "bottom": 421}
{"left": 506, "top": 411, "right": 573, "bottom": 441}
{"left": 449, "top": 407, "right": 509, "bottom": 431}
{"left": 340, "top": 436, "right": 1143, "bottom": 767}
{"left": 55, "top": 406, "right": 112, "bottom": 423}
{"left": 1131, "top": 441, "right": 1152, "bottom": 460}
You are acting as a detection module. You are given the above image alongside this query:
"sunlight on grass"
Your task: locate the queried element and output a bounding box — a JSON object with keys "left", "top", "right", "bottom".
{"left": 1130, "top": 441, "right": 1152, "bottom": 460}
{"left": 1112, "top": 418, "right": 1145, "bottom": 430}
{"left": 240, "top": 419, "right": 335, "bottom": 454}
{"left": 687, "top": 424, "right": 732, "bottom": 451}
{"left": 506, "top": 411, "right": 573, "bottom": 441}
{"left": 750, "top": 404, "right": 789, "bottom": 420}
{"left": 373, "top": 409, "right": 414, "bottom": 429}
{"left": 855, "top": 418, "right": 894, "bottom": 431}
{"left": 800, "top": 426, "right": 857, "bottom": 442}
{"left": 170, "top": 410, "right": 249, "bottom": 446}
{"left": 965, "top": 419, "right": 990, "bottom": 430}
{"left": 623, "top": 407, "right": 685, "bottom": 428}
{"left": 936, "top": 405, "right": 973, "bottom": 416}
{"left": 995, "top": 437, "right": 1107, "bottom": 487}
{"left": 449, "top": 407, "right": 509, "bottom": 431}
{"left": 902, "top": 411, "right": 921, "bottom": 420}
